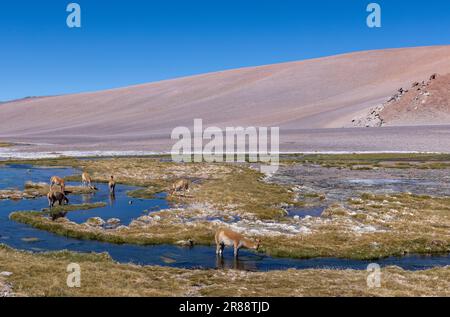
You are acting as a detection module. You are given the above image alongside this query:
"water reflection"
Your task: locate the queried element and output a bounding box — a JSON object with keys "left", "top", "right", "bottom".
{"left": 81, "top": 193, "right": 92, "bottom": 204}
{"left": 109, "top": 193, "right": 116, "bottom": 206}
{"left": 216, "top": 255, "right": 259, "bottom": 271}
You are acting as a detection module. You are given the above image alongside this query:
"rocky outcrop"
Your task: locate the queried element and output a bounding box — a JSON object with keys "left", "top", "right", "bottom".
{"left": 352, "top": 73, "right": 448, "bottom": 127}
{"left": 380, "top": 73, "right": 450, "bottom": 126}
{"left": 351, "top": 104, "right": 385, "bottom": 127}
{"left": 105, "top": 218, "right": 121, "bottom": 229}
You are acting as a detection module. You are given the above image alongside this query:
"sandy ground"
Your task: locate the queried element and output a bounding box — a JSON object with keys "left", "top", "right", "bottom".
{"left": 1, "top": 46, "right": 450, "bottom": 154}
{"left": 2, "top": 125, "right": 450, "bottom": 157}
{"left": 279, "top": 125, "right": 450, "bottom": 153}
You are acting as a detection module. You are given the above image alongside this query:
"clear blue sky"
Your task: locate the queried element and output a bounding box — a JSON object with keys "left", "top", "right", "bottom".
{"left": 1, "top": 0, "right": 449, "bottom": 101}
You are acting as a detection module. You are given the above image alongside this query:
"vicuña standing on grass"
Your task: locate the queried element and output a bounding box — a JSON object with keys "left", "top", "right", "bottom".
{"left": 47, "top": 190, "right": 69, "bottom": 208}
{"left": 50, "top": 176, "right": 65, "bottom": 193}
{"left": 170, "top": 179, "right": 190, "bottom": 195}
{"left": 108, "top": 176, "right": 116, "bottom": 194}
{"left": 82, "top": 172, "right": 93, "bottom": 188}
{"left": 215, "top": 228, "right": 261, "bottom": 258}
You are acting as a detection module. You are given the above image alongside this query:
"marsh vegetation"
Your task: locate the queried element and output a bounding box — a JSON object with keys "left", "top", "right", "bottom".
{"left": 0, "top": 245, "right": 449, "bottom": 297}
{"left": 1, "top": 154, "right": 450, "bottom": 296}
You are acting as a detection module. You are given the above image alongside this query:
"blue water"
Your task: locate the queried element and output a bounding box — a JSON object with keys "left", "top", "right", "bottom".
{"left": 0, "top": 164, "right": 449, "bottom": 271}
{"left": 0, "top": 164, "right": 77, "bottom": 190}
{"left": 287, "top": 206, "right": 326, "bottom": 218}
{"left": 64, "top": 185, "right": 169, "bottom": 225}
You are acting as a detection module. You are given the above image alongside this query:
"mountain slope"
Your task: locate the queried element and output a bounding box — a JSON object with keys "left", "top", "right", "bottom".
{"left": 1, "top": 46, "right": 450, "bottom": 152}
{"left": 381, "top": 73, "right": 450, "bottom": 126}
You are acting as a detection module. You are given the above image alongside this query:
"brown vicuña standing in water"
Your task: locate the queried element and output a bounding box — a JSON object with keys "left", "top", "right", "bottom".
{"left": 170, "top": 179, "right": 190, "bottom": 195}
{"left": 82, "top": 172, "right": 92, "bottom": 188}
{"left": 50, "top": 176, "right": 65, "bottom": 193}
{"left": 215, "top": 228, "right": 261, "bottom": 258}
{"left": 108, "top": 175, "right": 116, "bottom": 194}
{"left": 47, "top": 191, "right": 69, "bottom": 208}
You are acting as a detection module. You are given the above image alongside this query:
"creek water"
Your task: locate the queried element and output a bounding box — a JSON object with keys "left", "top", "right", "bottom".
{"left": 0, "top": 164, "right": 449, "bottom": 271}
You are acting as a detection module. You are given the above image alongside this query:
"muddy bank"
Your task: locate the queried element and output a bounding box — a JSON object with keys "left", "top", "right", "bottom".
{"left": 270, "top": 163, "right": 450, "bottom": 204}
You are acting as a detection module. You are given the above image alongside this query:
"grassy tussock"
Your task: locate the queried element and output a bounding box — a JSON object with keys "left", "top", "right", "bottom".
{"left": 5, "top": 157, "right": 81, "bottom": 167}
{"left": 262, "top": 193, "right": 450, "bottom": 259}
{"left": 42, "top": 202, "right": 107, "bottom": 214}
{"left": 10, "top": 210, "right": 216, "bottom": 246}
{"left": 191, "top": 166, "right": 294, "bottom": 219}
{"left": 24, "top": 182, "right": 97, "bottom": 196}
{"left": 281, "top": 153, "right": 450, "bottom": 170}
{"left": 0, "top": 142, "right": 13, "bottom": 148}
{"left": 10, "top": 203, "right": 106, "bottom": 225}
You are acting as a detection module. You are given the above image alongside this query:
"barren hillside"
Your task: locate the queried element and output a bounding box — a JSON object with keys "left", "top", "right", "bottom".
{"left": 1, "top": 46, "right": 450, "bottom": 153}
{"left": 381, "top": 73, "right": 450, "bottom": 126}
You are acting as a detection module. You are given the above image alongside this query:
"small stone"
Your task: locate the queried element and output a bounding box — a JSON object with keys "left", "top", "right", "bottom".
{"left": 431, "top": 240, "right": 445, "bottom": 247}
{"left": 136, "top": 215, "right": 152, "bottom": 223}
{"left": 175, "top": 239, "right": 194, "bottom": 247}
{"left": 55, "top": 217, "right": 70, "bottom": 223}
{"left": 128, "top": 220, "right": 144, "bottom": 228}
{"left": 85, "top": 217, "right": 105, "bottom": 227}
{"left": 106, "top": 218, "right": 121, "bottom": 225}
{"left": 21, "top": 237, "right": 40, "bottom": 243}
{"left": 0, "top": 272, "right": 12, "bottom": 277}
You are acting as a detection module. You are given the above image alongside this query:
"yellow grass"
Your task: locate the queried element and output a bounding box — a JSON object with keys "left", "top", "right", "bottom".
{"left": 0, "top": 245, "right": 449, "bottom": 297}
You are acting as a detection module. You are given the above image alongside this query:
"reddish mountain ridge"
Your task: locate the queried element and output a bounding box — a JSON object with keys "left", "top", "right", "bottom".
{"left": 1, "top": 46, "right": 450, "bottom": 153}
{"left": 381, "top": 73, "right": 450, "bottom": 126}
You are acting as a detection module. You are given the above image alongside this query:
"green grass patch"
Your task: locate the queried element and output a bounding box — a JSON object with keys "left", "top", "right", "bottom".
{"left": 0, "top": 142, "right": 14, "bottom": 148}
{"left": 9, "top": 209, "right": 216, "bottom": 246}
{"left": 281, "top": 153, "right": 450, "bottom": 170}
{"left": 1, "top": 244, "right": 449, "bottom": 297}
